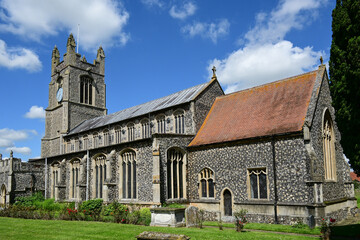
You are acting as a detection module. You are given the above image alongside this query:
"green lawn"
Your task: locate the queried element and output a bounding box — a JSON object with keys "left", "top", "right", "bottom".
{"left": 0, "top": 217, "right": 317, "bottom": 240}
{"left": 356, "top": 189, "right": 360, "bottom": 209}
{"left": 203, "top": 221, "right": 321, "bottom": 235}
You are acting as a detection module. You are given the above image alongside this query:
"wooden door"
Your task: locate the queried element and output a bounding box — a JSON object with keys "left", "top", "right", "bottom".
{"left": 224, "top": 190, "right": 232, "bottom": 216}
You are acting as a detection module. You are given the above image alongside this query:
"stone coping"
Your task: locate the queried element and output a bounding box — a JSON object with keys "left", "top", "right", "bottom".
{"left": 150, "top": 207, "right": 186, "bottom": 212}
{"left": 136, "top": 231, "right": 190, "bottom": 240}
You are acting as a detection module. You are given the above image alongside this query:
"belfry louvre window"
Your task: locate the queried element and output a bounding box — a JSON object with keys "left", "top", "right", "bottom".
{"left": 94, "top": 155, "right": 106, "bottom": 198}
{"left": 121, "top": 151, "right": 137, "bottom": 199}
{"left": 80, "top": 76, "right": 93, "bottom": 105}
{"left": 323, "top": 110, "right": 336, "bottom": 180}
{"left": 157, "top": 116, "right": 166, "bottom": 133}
{"left": 167, "top": 148, "right": 185, "bottom": 199}
{"left": 199, "top": 168, "right": 214, "bottom": 198}
{"left": 248, "top": 168, "right": 267, "bottom": 199}
{"left": 70, "top": 160, "right": 80, "bottom": 199}
{"left": 174, "top": 111, "right": 185, "bottom": 134}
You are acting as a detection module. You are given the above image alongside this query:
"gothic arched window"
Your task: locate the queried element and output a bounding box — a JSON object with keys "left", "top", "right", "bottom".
{"left": 51, "top": 163, "right": 60, "bottom": 199}
{"left": 94, "top": 154, "right": 106, "bottom": 198}
{"left": 121, "top": 150, "right": 137, "bottom": 199}
{"left": 70, "top": 159, "right": 80, "bottom": 199}
{"left": 199, "top": 168, "right": 215, "bottom": 198}
{"left": 167, "top": 148, "right": 185, "bottom": 199}
{"left": 248, "top": 168, "right": 268, "bottom": 199}
{"left": 80, "top": 76, "right": 93, "bottom": 105}
{"left": 323, "top": 110, "right": 336, "bottom": 180}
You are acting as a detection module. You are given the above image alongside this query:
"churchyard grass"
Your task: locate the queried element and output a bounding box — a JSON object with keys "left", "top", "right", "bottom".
{"left": 356, "top": 189, "right": 360, "bottom": 209}
{"left": 203, "top": 221, "right": 321, "bottom": 235}
{"left": 0, "top": 217, "right": 317, "bottom": 240}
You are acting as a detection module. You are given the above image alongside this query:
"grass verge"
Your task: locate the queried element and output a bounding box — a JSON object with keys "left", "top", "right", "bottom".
{"left": 203, "top": 221, "right": 321, "bottom": 235}
{"left": 0, "top": 217, "right": 317, "bottom": 240}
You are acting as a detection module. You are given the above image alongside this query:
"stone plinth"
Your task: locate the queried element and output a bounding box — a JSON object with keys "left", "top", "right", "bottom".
{"left": 136, "top": 231, "right": 190, "bottom": 240}
{"left": 150, "top": 208, "right": 186, "bottom": 227}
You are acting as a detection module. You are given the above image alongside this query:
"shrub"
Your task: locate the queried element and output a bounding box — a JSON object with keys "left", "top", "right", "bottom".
{"left": 234, "top": 209, "right": 247, "bottom": 232}
{"left": 103, "top": 201, "right": 128, "bottom": 223}
{"left": 14, "top": 192, "right": 44, "bottom": 207}
{"left": 79, "top": 199, "right": 103, "bottom": 221}
{"left": 128, "top": 209, "right": 141, "bottom": 224}
{"left": 139, "top": 207, "right": 151, "bottom": 226}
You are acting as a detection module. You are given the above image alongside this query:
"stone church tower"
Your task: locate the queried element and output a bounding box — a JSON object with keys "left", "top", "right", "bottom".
{"left": 41, "top": 34, "right": 107, "bottom": 157}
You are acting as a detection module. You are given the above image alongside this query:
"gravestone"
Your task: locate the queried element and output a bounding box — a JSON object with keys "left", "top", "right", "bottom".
{"left": 307, "top": 215, "right": 315, "bottom": 229}
{"left": 185, "top": 206, "right": 199, "bottom": 227}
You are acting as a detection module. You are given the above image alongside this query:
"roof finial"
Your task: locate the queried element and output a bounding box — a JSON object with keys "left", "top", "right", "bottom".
{"left": 212, "top": 66, "right": 217, "bottom": 79}
{"left": 320, "top": 56, "right": 323, "bottom": 65}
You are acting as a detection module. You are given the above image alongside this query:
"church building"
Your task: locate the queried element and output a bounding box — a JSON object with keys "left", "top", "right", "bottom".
{"left": 0, "top": 35, "right": 356, "bottom": 224}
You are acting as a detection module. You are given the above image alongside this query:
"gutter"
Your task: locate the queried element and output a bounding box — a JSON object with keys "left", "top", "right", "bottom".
{"left": 271, "top": 136, "right": 278, "bottom": 224}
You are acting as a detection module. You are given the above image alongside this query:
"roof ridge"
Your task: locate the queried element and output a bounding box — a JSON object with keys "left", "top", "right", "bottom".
{"left": 218, "top": 70, "right": 318, "bottom": 99}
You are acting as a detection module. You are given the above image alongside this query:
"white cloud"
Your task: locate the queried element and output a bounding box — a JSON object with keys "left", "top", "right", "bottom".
{"left": 25, "top": 105, "right": 46, "bottom": 119}
{"left": 208, "top": 0, "right": 326, "bottom": 93}
{"left": 6, "top": 146, "right": 31, "bottom": 155}
{"left": 182, "top": 19, "right": 230, "bottom": 44}
{"left": 0, "top": 39, "right": 41, "bottom": 72}
{"left": 210, "top": 41, "right": 322, "bottom": 92}
{"left": 141, "top": 0, "right": 164, "bottom": 8}
{"left": 0, "top": 128, "right": 36, "bottom": 154}
{"left": 0, "top": 0, "right": 130, "bottom": 51}
{"left": 169, "top": 2, "right": 196, "bottom": 20}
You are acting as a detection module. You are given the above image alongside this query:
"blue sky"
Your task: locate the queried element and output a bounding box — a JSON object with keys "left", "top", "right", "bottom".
{"left": 0, "top": 0, "right": 335, "bottom": 160}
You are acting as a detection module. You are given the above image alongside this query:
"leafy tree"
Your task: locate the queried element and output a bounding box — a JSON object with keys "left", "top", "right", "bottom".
{"left": 329, "top": 0, "right": 360, "bottom": 174}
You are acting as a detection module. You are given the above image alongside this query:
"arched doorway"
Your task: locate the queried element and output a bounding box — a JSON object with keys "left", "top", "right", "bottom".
{"left": 223, "top": 189, "right": 232, "bottom": 216}
{"left": 1, "top": 185, "right": 6, "bottom": 205}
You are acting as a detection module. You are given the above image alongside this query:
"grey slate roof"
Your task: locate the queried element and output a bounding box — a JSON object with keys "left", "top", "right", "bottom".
{"left": 67, "top": 82, "right": 209, "bottom": 135}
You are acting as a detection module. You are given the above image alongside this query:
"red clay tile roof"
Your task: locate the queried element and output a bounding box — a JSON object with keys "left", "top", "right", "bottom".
{"left": 189, "top": 70, "right": 319, "bottom": 147}
{"left": 350, "top": 172, "right": 360, "bottom": 182}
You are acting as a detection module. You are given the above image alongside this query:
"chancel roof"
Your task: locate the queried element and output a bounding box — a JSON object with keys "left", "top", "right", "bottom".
{"left": 189, "top": 69, "right": 321, "bottom": 147}
{"left": 67, "top": 82, "right": 210, "bottom": 135}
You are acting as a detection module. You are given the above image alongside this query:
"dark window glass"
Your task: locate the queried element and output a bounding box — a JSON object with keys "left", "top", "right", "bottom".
{"left": 133, "top": 161, "right": 137, "bottom": 199}
{"left": 122, "top": 162, "right": 126, "bottom": 198}
{"left": 208, "top": 179, "right": 214, "bottom": 198}
{"left": 259, "top": 172, "right": 267, "bottom": 199}
{"left": 173, "top": 160, "right": 178, "bottom": 199}
{"left": 127, "top": 162, "right": 131, "bottom": 199}
{"left": 167, "top": 161, "right": 172, "bottom": 199}
{"left": 250, "top": 173, "right": 258, "bottom": 199}
{"left": 99, "top": 165, "right": 103, "bottom": 198}
{"left": 179, "top": 160, "right": 183, "bottom": 198}
{"left": 95, "top": 166, "right": 98, "bottom": 198}
{"left": 201, "top": 179, "right": 207, "bottom": 197}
